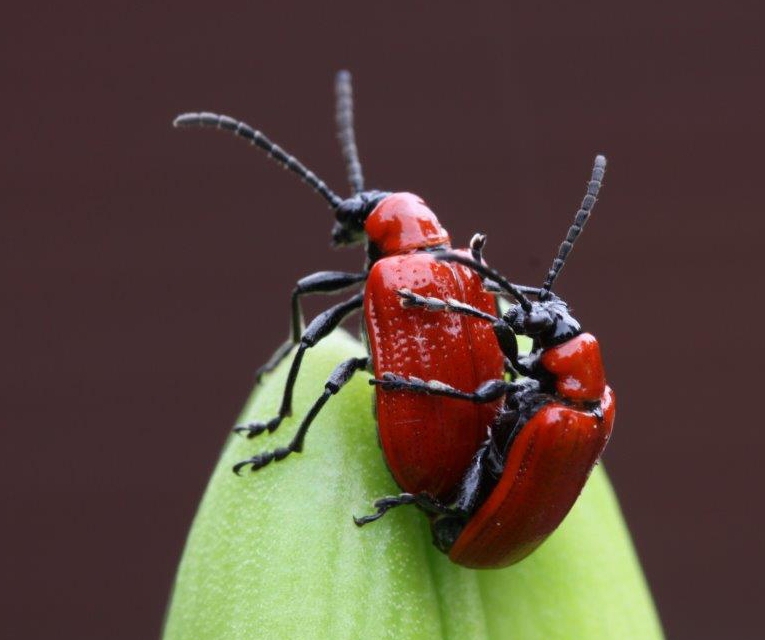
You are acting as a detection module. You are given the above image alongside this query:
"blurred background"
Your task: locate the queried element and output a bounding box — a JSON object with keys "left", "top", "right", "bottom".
{"left": 2, "top": 1, "right": 762, "bottom": 638}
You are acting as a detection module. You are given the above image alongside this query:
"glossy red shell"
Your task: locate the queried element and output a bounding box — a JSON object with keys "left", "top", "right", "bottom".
{"left": 364, "top": 193, "right": 450, "bottom": 255}
{"left": 449, "top": 386, "right": 616, "bottom": 568}
{"left": 540, "top": 332, "right": 606, "bottom": 402}
{"left": 364, "top": 251, "right": 504, "bottom": 499}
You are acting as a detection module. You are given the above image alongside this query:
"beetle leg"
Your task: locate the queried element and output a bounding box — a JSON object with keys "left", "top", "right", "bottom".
{"left": 397, "top": 288, "right": 499, "bottom": 323}
{"left": 360, "top": 435, "right": 503, "bottom": 526}
{"left": 352, "top": 493, "right": 418, "bottom": 525}
{"left": 288, "top": 271, "right": 368, "bottom": 343}
{"left": 234, "top": 293, "right": 364, "bottom": 439}
{"left": 233, "top": 356, "right": 369, "bottom": 474}
{"left": 353, "top": 492, "right": 456, "bottom": 526}
{"left": 253, "top": 271, "right": 367, "bottom": 384}
{"left": 370, "top": 373, "right": 514, "bottom": 404}
{"left": 395, "top": 288, "right": 533, "bottom": 377}
{"left": 254, "top": 339, "right": 297, "bottom": 383}
{"left": 491, "top": 320, "right": 535, "bottom": 377}
{"left": 450, "top": 439, "right": 494, "bottom": 514}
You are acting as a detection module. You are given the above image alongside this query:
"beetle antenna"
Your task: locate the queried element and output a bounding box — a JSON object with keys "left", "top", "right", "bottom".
{"left": 436, "top": 252, "right": 533, "bottom": 312}
{"left": 335, "top": 70, "right": 365, "bottom": 195}
{"left": 540, "top": 155, "right": 607, "bottom": 298}
{"left": 173, "top": 112, "right": 343, "bottom": 209}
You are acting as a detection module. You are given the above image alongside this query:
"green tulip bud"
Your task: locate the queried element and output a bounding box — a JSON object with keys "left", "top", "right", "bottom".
{"left": 164, "top": 330, "right": 663, "bottom": 640}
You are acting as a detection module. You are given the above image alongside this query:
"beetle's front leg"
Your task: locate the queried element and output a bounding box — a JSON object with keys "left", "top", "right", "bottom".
{"left": 254, "top": 271, "right": 367, "bottom": 383}
{"left": 288, "top": 271, "right": 367, "bottom": 344}
{"left": 370, "top": 373, "right": 516, "bottom": 404}
{"left": 397, "top": 288, "right": 533, "bottom": 377}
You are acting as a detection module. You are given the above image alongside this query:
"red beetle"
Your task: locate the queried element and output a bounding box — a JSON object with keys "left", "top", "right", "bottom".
{"left": 356, "top": 156, "right": 615, "bottom": 568}
{"left": 173, "top": 71, "right": 504, "bottom": 499}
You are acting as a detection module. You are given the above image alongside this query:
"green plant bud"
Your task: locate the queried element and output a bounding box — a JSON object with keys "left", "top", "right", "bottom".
{"left": 163, "top": 330, "right": 663, "bottom": 640}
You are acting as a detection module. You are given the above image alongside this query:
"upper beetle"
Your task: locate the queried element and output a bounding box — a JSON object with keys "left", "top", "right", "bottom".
{"left": 174, "top": 71, "right": 504, "bottom": 499}
{"left": 356, "top": 156, "right": 616, "bottom": 568}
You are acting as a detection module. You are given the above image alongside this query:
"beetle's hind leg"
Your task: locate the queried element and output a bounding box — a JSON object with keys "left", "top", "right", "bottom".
{"left": 354, "top": 492, "right": 456, "bottom": 526}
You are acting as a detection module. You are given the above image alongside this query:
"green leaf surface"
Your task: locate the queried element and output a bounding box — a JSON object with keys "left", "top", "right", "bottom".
{"left": 163, "top": 330, "right": 663, "bottom": 640}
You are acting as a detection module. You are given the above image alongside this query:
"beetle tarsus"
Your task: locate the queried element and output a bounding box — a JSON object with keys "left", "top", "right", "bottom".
{"left": 353, "top": 513, "right": 382, "bottom": 526}
{"left": 232, "top": 446, "right": 294, "bottom": 475}
{"left": 355, "top": 491, "right": 457, "bottom": 526}
{"left": 233, "top": 416, "right": 282, "bottom": 439}
{"left": 354, "top": 493, "right": 418, "bottom": 526}
{"left": 234, "top": 356, "right": 369, "bottom": 475}
{"left": 232, "top": 458, "right": 258, "bottom": 475}
{"left": 371, "top": 373, "right": 511, "bottom": 404}
{"left": 369, "top": 372, "right": 409, "bottom": 391}
{"left": 234, "top": 293, "right": 364, "bottom": 451}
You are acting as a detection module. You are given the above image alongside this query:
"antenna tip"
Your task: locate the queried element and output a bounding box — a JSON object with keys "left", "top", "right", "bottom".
{"left": 172, "top": 113, "right": 195, "bottom": 128}
{"left": 470, "top": 233, "right": 487, "bottom": 251}
{"left": 595, "top": 154, "right": 607, "bottom": 167}
{"left": 336, "top": 69, "right": 352, "bottom": 82}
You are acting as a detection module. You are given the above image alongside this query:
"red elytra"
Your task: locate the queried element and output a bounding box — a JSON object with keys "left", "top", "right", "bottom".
{"left": 365, "top": 254, "right": 503, "bottom": 497}
{"left": 450, "top": 379, "right": 615, "bottom": 569}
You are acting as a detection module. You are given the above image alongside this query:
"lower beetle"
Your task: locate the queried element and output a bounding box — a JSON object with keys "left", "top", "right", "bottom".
{"left": 355, "top": 156, "right": 615, "bottom": 569}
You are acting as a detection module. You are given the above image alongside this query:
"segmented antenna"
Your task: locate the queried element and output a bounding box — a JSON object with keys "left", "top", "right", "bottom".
{"left": 173, "top": 112, "right": 343, "bottom": 209}
{"left": 436, "top": 252, "right": 533, "bottom": 312}
{"left": 541, "top": 155, "right": 607, "bottom": 298}
{"left": 334, "top": 70, "right": 365, "bottom": 195}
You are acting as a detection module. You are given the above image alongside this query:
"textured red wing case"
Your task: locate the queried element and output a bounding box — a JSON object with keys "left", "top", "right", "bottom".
{"left": 449, "top": 389, "right": 615, "bottom": 568}
{"left": 365, "top": 251, "right": 504, "bottom": 498}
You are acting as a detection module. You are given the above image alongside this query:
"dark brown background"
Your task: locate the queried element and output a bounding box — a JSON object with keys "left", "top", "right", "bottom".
{"left": 2, "top": 2, "right": 762, "bottom": 638}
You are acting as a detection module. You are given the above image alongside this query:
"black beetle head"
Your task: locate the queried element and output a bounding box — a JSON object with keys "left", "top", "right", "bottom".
{"left": 504, "top": 295, "right": 581, "bottom": 347}
{"left": 331, "top": 190, "right": 390, "bottom": 246}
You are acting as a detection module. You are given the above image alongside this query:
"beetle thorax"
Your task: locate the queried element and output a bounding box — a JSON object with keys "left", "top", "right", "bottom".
{"left": 364, "top": 192, "right": 451, "bottom": 256}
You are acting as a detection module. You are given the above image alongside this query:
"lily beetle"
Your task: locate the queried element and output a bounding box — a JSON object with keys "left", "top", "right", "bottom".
{"left": 174, "top": 71, "right": 504, "bottom": 499}
{"left": 355, "top": 156, "right": 616, "bottom": 568}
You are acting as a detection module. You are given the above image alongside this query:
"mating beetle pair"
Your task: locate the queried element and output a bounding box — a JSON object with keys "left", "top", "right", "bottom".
{"left": 174, "top": 71, "right": 614, "bottom": 569}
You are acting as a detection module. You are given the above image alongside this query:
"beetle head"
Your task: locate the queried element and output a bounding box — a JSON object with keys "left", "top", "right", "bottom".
{"left": 331, "top": 190, "right": 390, "bottom": 246}
{"left": 504, "top": 296, "right": 581, "bottom": 347}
